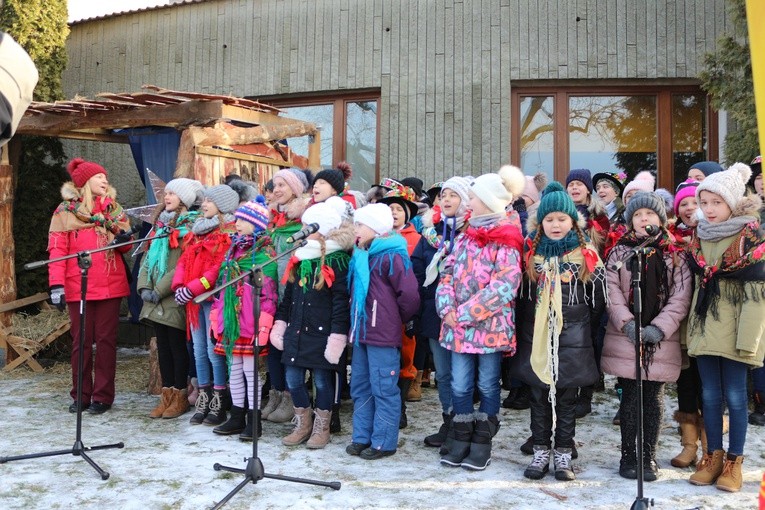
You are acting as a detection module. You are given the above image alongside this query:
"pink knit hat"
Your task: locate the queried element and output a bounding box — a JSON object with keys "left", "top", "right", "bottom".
{"left": 673, "top": 179, "right": 699, "bottom": 215}
{"left": 273, "top": 168, "right": 310, "bottom": 198}
{"left": 622, "top": 171, "right": 656, "bottom": 200}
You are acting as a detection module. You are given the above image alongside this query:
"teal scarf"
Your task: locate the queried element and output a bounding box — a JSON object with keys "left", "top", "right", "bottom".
{"left": 348, "top": 233, "right": 411, "bottom": 345}
{"left": 532, "top": 230, "right": 581, "bottom": 259}
{"left": 144, "top": 210, "right": 199, "bottom": 285}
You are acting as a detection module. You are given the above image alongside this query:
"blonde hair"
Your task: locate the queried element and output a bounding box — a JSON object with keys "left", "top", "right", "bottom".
{"left": 288, "top": 236, "right": 329, "bottom": 291}
{"left": 526, "top": 222, "right": 593, "bottom": 283}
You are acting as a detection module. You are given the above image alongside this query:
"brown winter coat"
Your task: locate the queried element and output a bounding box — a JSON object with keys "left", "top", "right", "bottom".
{"left": 601, "top": 242, "right": 693, "bottom": 382}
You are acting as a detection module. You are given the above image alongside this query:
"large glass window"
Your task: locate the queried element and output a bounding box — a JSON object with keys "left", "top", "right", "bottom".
{"left": 263, "top": 93, "right": 380, "bottom": 191}
{"left": 512, "top": 87, "right": 716, "bottom": 189}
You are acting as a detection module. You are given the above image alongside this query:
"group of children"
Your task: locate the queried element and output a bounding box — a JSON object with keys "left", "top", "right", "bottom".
{"left": 49, "top": 155, "right": 765, "bottom": 491}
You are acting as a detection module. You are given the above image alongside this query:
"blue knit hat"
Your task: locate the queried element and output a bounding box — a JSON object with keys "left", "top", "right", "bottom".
{"left": 537, "top": 182, "right": 578, "bottom": 223}
{"left": 689, "top": 161, "right": 724, "bottom": 177}
{"left": 566, "top": 168, "right": 593, "bottom": 193}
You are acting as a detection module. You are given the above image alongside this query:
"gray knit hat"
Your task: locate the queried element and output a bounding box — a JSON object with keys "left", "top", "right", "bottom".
{"left": 696, "top": 162, "right": 752, "bottom": 213}
{"left": 204, "top": 184, "right": 240, "bottom": 214}
{"left": 165, "top": 178, "right": 204, "bottom": 209}
{"left": 625, "top": 191, "right": 668, "bottom": 226}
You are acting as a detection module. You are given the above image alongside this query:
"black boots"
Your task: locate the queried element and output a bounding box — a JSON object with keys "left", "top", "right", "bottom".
{"left": 425, "top": 413, "right": 452, "bottom": 448}
{"left": 502, "top": 385, "right": 531, "bottom": 410}
{"left": 398, "top": 378, "right": 411, "bottom": 429}
{"left": 330, "top": 403, "right": 341, "bottom": 433}
{"left": 189, "top": 386, "right": 211, "bottom": 425}
{"left": 439, "top": 415, "right": 474, "bottom": 467}
{"left": 203, "top": 389, "right": 227, "bottom": 426}
{"left": 574, "top": 386, "right": 594, "bottom": 418}
{"left": 750, "top": 391, "right": 765, "bottom": 426}
{"left": 238, "top": 410, "right": 262, "bottom": 441}
{"left": 213, "top": 405, "right": 246, "bottom": 435}
{"left": 461, "top": 414, "right": 499, "bottom": 471}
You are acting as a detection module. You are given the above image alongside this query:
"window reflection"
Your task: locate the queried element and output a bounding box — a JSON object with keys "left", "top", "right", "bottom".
{"left": 672, "top": 94, "right": 706, "bottom": 187}
{"left": 346, "top": 101, "right": 377, "bottom": 190}
{"left": 281, "top": 104, "right": 334, "bottom": 167}
{"left": 519, "top": 96, "right": 554, "bottom": 183}
{"left": 569, "top": 95, "right": 657, "bottom": 180}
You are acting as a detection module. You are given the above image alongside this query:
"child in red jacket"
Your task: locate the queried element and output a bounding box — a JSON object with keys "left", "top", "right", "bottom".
{"left": 172, "top": 184, "right": 238, "bottom": 426}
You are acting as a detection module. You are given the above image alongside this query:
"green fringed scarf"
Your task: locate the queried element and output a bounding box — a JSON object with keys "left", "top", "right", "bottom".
{"left": 144, "top": 210, "right": 199, "bottom": 285}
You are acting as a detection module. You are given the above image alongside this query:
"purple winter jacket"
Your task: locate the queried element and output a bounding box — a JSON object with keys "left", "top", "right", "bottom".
{"left": 354, "top": 251, "right": 421, "bottom": 348}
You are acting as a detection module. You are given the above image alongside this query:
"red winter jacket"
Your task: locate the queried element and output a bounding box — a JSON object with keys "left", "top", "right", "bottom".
{"left": 47, "top": 186, "right": 131, "bottom": 302}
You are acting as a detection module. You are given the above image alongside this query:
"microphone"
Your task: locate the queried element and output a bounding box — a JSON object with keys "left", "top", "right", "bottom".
{"left": 644, "top": 224, "right": 661, "bottom": 236}
{"left": 110, "top": 224, "right": 141, "bottom": 245}
{"left": 287, "top": 223, "right": 319, "bottom": 244}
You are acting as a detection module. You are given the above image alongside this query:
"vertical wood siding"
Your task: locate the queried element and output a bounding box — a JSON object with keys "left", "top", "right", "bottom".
{"left": 63, "top": 0, "right": 730, "bottom": 186}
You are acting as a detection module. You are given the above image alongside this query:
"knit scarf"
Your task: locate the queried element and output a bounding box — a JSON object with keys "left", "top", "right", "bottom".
{"left": 281, "top": 239, "right": 349, "bottom": 292}
{"left": 687, "top": 220, "right": 765, "bottom": 331}
{"left": 696, "top": 215, "right": 757, "bottom": 242}
{"left": 530, "top": 246, "right": 599, "bottom": 434}
{"left": 53, "top": 194, "right": 126, "bottom": 236}
{"left": 219, "top": 233, "right": 278, "bottom": 357}
{"left": 617, "top": 229, "right": 677, "bottom": 375}
{"left": 422, "top": 214, "right": 466, "bottom": 287}
{"left": 532, "top": 230, "right": 580, "bottom": 259}
{"left": 144, "top": 209, "right": 199, "bottom": 285}
{"left": 348, "top": 233, "right": 411, "bottom": 345}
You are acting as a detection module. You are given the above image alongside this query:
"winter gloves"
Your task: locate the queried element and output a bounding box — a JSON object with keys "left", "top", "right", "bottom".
{"left": 324, "top": 333, "right": 347, "bottom": 364}
{"left": 623, "top": 320, "right": 637, "bottom": 343}
{"left": 642, "top": 325, "right": 664, "bottom": 345}
{"left": 140, "top": 288, "right": 160, "bottom": 304}
{"left": 622, "top": 320, "right": 663, "bottom": 344}
{"left": 269, "top": 320, "right": 287, "bottom": 351}
{"left": 49, "top": 286, "right": 65, "bottom": 311}
{"left": 174, "top": 286, "right": 194, "bottom": 305}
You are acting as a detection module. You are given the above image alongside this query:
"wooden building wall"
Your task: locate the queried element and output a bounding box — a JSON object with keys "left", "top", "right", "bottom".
{"left": 63, "top": 0, "right": 731, "bottom": 189}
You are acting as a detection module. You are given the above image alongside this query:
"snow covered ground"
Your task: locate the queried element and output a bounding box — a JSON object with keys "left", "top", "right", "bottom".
{"left": 1, "top": 348, "right": 763, "bottom": 510}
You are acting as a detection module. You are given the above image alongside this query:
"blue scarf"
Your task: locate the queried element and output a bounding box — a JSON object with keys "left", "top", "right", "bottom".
{"left": 348, "top": 232, "right": 411, "bottom": 345}
{"left": 531, "top": 230, "right": 581, "bottom": 259}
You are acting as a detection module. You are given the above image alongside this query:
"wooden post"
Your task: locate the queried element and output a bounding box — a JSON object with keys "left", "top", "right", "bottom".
{"left": 0, "top": 145, "right": 17, "bottom": 367}
{"left": 174, "top": 128, "right": 196, "bottom": 179}
{"left": 307, "top": 128, "right": 321, "bottom": 171}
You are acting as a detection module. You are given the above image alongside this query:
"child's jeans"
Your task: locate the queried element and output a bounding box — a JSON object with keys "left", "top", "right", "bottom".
{"left": 696, "top": 355, "right": 749, "bottom": 456}
{"left": 450, "top": 351, "right": 502, "bottom": 416}
{"left": 350, "top": 343, "right": 400, "bottom": 451}
{"left": 190, "top": 301, "right": 227, "bottom": 387}
{"left": 285, "top": 365, "right": 334, "bottom": 410}
{"left": 429, "top": 338, "right": 452, "bottom": 414}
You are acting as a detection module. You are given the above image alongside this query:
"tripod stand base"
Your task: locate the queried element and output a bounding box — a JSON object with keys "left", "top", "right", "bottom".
{"left": 0, "top": 441, "right": 125, "bottom": 480}
{"left": 211, "top": 457, "right": 341, "bottom": 509}
{"left": 630, "top": 497, "right": 654, "bottom": 509}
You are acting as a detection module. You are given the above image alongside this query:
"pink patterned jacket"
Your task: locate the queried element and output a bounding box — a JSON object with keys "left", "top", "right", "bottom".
{"left": 435, "top": 217, "right": 524, "bottom": 354}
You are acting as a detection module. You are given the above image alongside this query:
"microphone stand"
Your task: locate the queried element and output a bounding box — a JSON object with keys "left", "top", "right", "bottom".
{"left": 0, "top": 233, "right": 163, "bottom": 479}
{"left": 193, "top": 240, "right": 341, "bottom": 509}
{"left": 612, "top": 236, "right": 656, "bottom": 510}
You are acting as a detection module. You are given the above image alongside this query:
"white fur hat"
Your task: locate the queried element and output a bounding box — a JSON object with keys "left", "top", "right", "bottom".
{"left": 696, "top": 162, "right": 752, "bottom": 212}
{"left": 469, "top": 165, "right": 526, "bottom": 214}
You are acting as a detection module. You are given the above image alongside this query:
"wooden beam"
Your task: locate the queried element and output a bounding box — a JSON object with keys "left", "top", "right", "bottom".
{"left": 220, "top": 104, "right": 307, "bottom": 127}
{"left": 187, "top": 121, "right": 318, "bottom": 147}
{"left": 0, "top": 292, "right": 49, "bottom": 314}
{"left": 174, "top": 128, "right": 196, "bottom": 178}
{"left": 196, "top": 146, "right": 294, "bottom": 167}
{"left": 17, "top": 100, "right": 227, "bottom": 136}
{"left": 308, "top": 129, "right": 321, "bottom": 171}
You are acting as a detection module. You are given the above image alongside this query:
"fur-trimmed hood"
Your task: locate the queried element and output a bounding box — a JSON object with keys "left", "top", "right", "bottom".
{"left": 732, "top": 193, "right": 763, "bottom": 219}
{"left": 588, "top": 194, "right": 607, "bottom": 218}
{"left": 280, "top": 195, "right": 310, "bottom": 221}
{"left": 326, "top": 219, "right": 356, "bottom": 251}
{"left": 60, "top": 181, "right": 117, "bottom": 201}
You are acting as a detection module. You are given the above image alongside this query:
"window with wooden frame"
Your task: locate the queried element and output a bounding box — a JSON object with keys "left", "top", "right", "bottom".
{"left": 511, "top": 85, "right": 718, "bottom": 190}
{"left": 261, "top": 91, "right": 381, "bottom": 191}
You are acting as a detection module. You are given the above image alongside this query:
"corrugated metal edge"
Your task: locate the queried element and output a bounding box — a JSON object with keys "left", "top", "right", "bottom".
{"left": 69, "top": 0, "right": 211, "bottom": 25}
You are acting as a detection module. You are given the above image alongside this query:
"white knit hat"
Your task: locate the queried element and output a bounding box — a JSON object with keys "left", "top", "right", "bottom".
{"left": 470, "top": 165, "right": 526, "bottom": 214}
{"left": 165, "top": 178, "right": 204, "bottom": 209}
{"left": 301, "top": 202, "right": 342, "bottom": 237}
{"left": 353, "top": 203, "right": 394, "bottom": 235}
{"left": 696, "top": 162, "right": 752, "bottom": 212}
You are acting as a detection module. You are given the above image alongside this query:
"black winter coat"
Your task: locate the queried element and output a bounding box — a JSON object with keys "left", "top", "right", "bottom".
{"left": 277, "top": 254, "right": 350, "bottom": 372}
{"left": 509, "top": 263, "right": 606, "bottom": 389}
